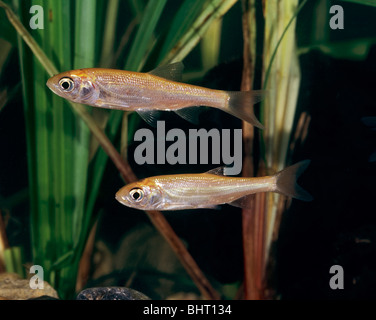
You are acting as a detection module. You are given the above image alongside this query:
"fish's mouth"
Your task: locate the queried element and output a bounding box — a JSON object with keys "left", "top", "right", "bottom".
{"left": 115, "top": 191, "right": 127, "bottom": 206}
{"left": 46, "top": 78, "right": 60, "bottom": 95}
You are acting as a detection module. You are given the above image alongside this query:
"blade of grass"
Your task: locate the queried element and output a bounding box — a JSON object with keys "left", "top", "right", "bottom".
{"left": 201, "top": 18, "right": 222, "bottom": 71}
{"left": 4, "top": 247, "right": 24, "bottom": 277}
{"left": 261, "top": 1, "right": 306, "bottom": 295}
{"left": 125, "top": 0, "right": 167, "bottom": 71}
{"left": 28, "top": 0, "right": 54, "bottom": 279}
{"left": 157, "top": 0, "right": 207, "bottom": 64}
{"left": 99, "top": 0, "right": 119, "bottom": 68}
{"left": 161, "top": 0, "right": 238, "bottom": 64}
{"left": 45, "top": 1, "right": 75, "bottom": 294}
{"left": 71, "top": 0, "right": 96, "bottom": 252}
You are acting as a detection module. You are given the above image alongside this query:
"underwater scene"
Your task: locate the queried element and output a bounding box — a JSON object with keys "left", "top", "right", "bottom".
{"left": 0, "top": 0, "right": 375, "bottom": 304}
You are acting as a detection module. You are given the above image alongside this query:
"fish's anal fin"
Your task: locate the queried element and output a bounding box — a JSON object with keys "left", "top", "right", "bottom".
{"left": 136, "top": 110, "right": 163, "bottom": 128}
{"left": 205, "top": 166, "right": 227, "bottom": 176}
{"left": 228, "top": 194, "right": 255, "bottom": 209}
{"left": 174, "top": 107, "right": 200, "bottom": 125}
{"left": 148, "top": 62, "right": 184, "bottom": 82}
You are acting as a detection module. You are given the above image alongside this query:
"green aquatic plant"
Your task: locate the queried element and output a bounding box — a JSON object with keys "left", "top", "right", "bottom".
{"left": 0, "top": 0, "right": 238, "bottom": 299}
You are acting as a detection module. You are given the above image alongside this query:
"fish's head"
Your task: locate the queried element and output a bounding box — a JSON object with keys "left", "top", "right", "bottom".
{"left": 115, "top": 179, "right": 164, "bottom": 211}
{"left": 46, "top": 69, "right": 99, "bottom": 104}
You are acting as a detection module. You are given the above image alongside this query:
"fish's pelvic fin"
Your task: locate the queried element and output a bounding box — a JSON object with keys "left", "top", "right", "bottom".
{"left": 225, "top": 90, "right": 265, "bottom": 129}
{"left": 136, "top": 110, "right": 163, "bottom": 127}
{"left": 228, "top": 194, "right": 254, "bottom": 209}
{"left": 174, "top": 107, "right": 200, "bottom": 125}
{"left": 148, "top": 62, "right": 184, "bottom": 82}
{"left": 274, "top": 160, "right": 313, "bottom": 201}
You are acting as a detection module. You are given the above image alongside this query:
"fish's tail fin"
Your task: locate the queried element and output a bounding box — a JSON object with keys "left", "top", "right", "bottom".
{"left": 274, "top": 160, "right": 313, "bottom": 201}
{"left": 225, "top": 90, "right": 265, "bottom": 129}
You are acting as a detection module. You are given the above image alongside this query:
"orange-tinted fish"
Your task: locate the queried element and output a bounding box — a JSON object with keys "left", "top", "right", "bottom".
{"left": 115, "top": 160, "right": 312, "bottom": 211}
{"left": 46, "top": 62, "right": 264, "bottom": 127}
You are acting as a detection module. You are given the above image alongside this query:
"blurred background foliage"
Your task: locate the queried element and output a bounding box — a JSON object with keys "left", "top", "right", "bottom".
{"left": 0, "top": 0, "right": 375, "bottom": 300}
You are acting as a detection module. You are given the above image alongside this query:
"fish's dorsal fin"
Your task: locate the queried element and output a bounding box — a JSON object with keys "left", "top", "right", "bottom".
{"left": 205, "top": 166, "right": 227, "bottom": 176}
{"left": 228, "top": 194, "right": 254, "bottom": 209}
{"left": 148, "top": 62, "right": 184, "bottom": 82}
{"left": 136, "top": 110, "right": 163, "bottom": 128}
{"left": 174, "top": 107, "right": 200, "bottom": 125}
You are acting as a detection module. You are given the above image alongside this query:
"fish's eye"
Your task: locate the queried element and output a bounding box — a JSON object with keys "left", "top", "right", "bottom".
{"left": 129, "top": 188, "right": 144, "bottom": 202}
{"left": 58, "top": 77, "right": 74, "bottom": 92}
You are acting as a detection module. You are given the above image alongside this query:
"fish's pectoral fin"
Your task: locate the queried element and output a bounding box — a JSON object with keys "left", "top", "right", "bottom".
{"left": 228, "top": 194, "right": 255, "bottom": 209}
{"left": 136, "top": 110, "right": 163, "bottom": 128}
{"left": 148, "top": 62, "right": 184, "bottom": 82}
{"left": 205, "top": 166, "right": 228, "bottom": 176}
{"left": 174, "top": 107, "right": 201, "bottom": 125}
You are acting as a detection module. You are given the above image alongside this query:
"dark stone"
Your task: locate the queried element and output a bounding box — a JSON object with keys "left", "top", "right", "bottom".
{"left": 76, "top": 287, "right": 150, "bottom": 300}
{"left": 28, "top": 295, "right": 60, "bottom": 300}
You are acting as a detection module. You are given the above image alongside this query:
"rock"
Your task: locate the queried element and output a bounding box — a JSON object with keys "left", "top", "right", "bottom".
{"left": 0, "top": 273, "right": 20, "bottom": 281}
{"left": 28, "top": 295, "right": 59, "bottom": 300}
{"left": 167, "top": 292, "right": 202, "bottom": 300}
{"left": 0, "top": 272, "right": 59, "bottom": 300}
{"left": 76, "top": 287, "right": 150, "bottom": 300}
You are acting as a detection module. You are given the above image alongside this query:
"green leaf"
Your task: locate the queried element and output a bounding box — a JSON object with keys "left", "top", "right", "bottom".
{"left": 157, "top": 0, "right": 207, "bottom": 64}
{"left": 4, "top": 247, "right": 24, "bottom": 277}
{"left": 0, "top": 5, "right": 16, "bottom": 44}
{"left": 125, "top": 0, "right": 168, "bottom": 71}
{"left": 50, "top": 250, "right": 74, "bottom": 270}
{"left": 160, "top": 0, "right": 238, "bottom": 64}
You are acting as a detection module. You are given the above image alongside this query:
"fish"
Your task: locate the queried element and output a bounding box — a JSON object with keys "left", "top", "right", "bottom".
{"left": 115, "top": 160, "right": 313, "bottom": 211}
{"left": 46, "top": 62, "right": 264, "bottom": 128}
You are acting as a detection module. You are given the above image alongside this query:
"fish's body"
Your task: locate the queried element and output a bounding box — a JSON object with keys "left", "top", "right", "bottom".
{"left": 46, "top": 62, "right": 264, "bottom": 127}
{"left": 115, "top": 160, "right": 312, "bottom": 211}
